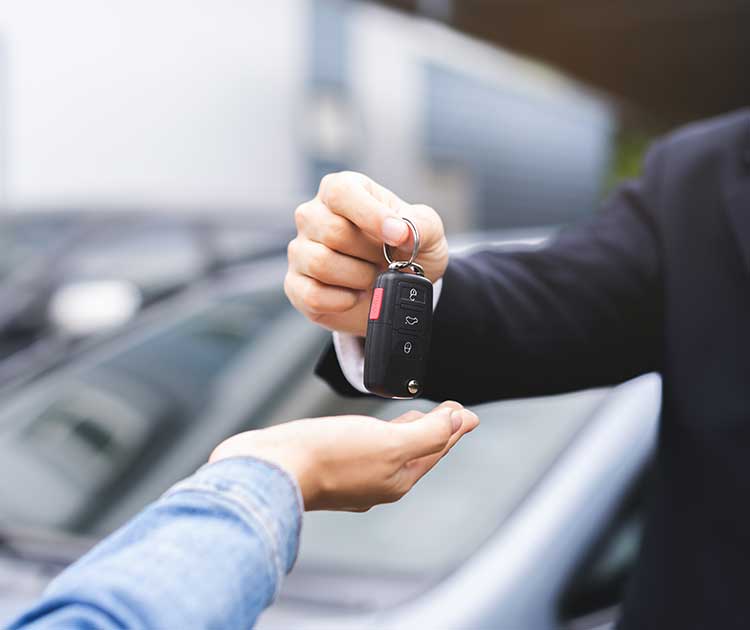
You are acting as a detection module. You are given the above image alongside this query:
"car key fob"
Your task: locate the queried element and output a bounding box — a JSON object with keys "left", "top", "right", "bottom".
{"left": 363, "top": 218, "right": 432, "bottom": 399}
{"left": 364, "top": 270, "right": 432, "bottom": 398}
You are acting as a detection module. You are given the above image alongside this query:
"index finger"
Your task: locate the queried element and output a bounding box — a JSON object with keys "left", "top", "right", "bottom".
{"left": 318, "top": 173, "right": 407, "bottom": 246}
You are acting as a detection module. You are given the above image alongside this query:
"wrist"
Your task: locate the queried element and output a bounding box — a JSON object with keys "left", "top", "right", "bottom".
{"left": 283, "top": 450, "right": 320, "bottom": 510}
{"left": 209, "top": 437, "right": 320, "bottom": 511}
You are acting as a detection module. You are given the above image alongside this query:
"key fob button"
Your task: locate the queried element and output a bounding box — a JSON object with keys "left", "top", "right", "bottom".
{"left": 399, "top": 283, "right": 427, "bottom": 304}
{"left": 396, "top": 305, "right": 425, "bottom": 332}
{"left": 396, "top": 334, "right": 420, "bottom": 360}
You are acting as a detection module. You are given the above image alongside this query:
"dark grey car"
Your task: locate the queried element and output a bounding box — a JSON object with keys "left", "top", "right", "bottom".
{"left": 0, "top": 254, "right": 659, "bottom": 629}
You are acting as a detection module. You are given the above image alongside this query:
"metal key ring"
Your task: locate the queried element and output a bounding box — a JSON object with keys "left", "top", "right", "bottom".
{"left": 383, "top": 217, "right": 420, "bottom": 267}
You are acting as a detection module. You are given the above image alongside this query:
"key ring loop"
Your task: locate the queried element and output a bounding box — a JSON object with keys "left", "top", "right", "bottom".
{"left": 388, "top": 260, "right": 425, "bottom": 276}
{"left": 383, "top": 217, "right": 420, "bottom": 268}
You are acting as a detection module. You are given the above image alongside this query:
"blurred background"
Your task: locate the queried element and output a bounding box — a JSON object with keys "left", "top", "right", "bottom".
{"left": 0, "top": 1, "right": 746, "bottom": 629}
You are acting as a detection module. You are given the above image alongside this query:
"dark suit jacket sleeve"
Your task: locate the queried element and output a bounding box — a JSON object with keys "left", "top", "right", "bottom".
{"left": 316, "top": 143, "right": 665, "bottom": 404}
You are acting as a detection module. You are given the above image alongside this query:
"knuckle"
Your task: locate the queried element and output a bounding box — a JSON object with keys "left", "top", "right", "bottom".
{"left": 308, "top": 311, "right": 328, "bottom": 325}
{"left": 338, "top": 170, "right": 360, "bottom": 181}
{"left": 307, "top": 248, "right": 329, "bottom": 278}
{"left": 411, "top": 203, "right": 435, "bottom": 215}
{"left": 319, "top": 173, "right": 336, "bottom": 196}
{"left": 284, "top": 272, "right": 302, "bottom": 308}
{"left": 412, "top": 204, "right": 444, "bottom": 234}
{"left": 286, "top": 237, "right": 298, "bottom": 261}
{"left": 440, "top": 400, "right": 463, "bottom": 411}
{"left": 319, "top": 172, "right": 337, "bottom": 192}
{"left": 323, "top": 217, "right": 350, "bottom": 250}
{"left": 431, "top": 420, "right": 453, "bottom": 447}
{"left": 294, "top": 203, "right": 309, "bottom": 230}
{"left": 321, "top": 175, "right": 349, "bottom": 209}
{"left": 303, "top": 283, "right": 325, "bottom": 313}
{"left": 438, "top": 425, "right": 453, "bottom": 446}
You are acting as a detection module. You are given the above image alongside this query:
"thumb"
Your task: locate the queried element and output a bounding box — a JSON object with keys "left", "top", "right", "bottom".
{"left": 318, "top": 173, "right": 407, "bottom": 245}
{"left": 394, "top": 408, "right": 460, "bottom": 461}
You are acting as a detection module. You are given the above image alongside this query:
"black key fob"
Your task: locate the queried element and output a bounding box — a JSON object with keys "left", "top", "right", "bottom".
{"left": 364, "top": 269, "right": 433, "bottom": 398}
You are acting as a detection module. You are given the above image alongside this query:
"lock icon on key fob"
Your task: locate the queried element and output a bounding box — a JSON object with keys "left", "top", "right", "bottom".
{"left": 363, "top": 218, "right": 433, "bottom": 399}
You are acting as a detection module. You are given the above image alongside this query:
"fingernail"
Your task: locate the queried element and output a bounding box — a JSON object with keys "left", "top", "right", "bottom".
{"left": 382, "top": 217, "right": 407, "bottom": 245}
{"left": 450, "top": 410, "right": 463, "bottom": 433}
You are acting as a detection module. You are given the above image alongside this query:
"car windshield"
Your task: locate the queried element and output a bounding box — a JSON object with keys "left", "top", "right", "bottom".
{"left": 292, "top": 389, "right": 608, "bottom": 578}
{"left": 60, "top": 224, "right": 206, "bottom": 297}
{"left": 0, "top": 216, "right": 83, "bottom": 282}
{"left": 0, "top": 285, "right": 291, "bottom": 534}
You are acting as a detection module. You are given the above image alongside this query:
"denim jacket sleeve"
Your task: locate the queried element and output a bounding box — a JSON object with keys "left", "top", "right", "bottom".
{"left": 9, "top": 457, "right": 303, "bottom": 629}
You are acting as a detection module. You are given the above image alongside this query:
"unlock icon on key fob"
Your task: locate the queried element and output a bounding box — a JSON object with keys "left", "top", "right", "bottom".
{"left": 363, "top": 217, "right": 433, "bottom": 399}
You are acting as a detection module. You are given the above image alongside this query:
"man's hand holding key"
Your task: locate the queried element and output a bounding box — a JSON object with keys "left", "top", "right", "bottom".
{"left": 285, "top": 171, "right": 450, "bottom": 337}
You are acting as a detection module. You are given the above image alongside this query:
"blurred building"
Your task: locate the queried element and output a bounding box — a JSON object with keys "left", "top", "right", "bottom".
{"left": 0, "top": 0, "right": 615, "bottom": 232}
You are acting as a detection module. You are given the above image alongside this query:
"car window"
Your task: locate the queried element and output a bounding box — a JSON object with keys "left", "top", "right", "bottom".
{"left": 0, "top": 217, "right": 82, "bottom": 281}
{"left": 101, "top": 294, "right": 281, "bottom": 408}
{"left": 209, "top": 226, "right": 286, "bottom": 265}
{"left": 557, "top": 467, "right": 651, "bottom": 624}
{"left": 293, "top": 388, "right": 609, "bottom": 578}
{"left": 0, "top": 289, "right": 288, "bottom": 533}
{"left": 63, "top": 225, "right": 206, "bottom": 297}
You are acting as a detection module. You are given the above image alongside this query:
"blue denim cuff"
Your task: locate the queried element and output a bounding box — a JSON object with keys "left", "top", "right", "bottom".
{"left": 163, "top": 457, "right": 303, "bottom": 594}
